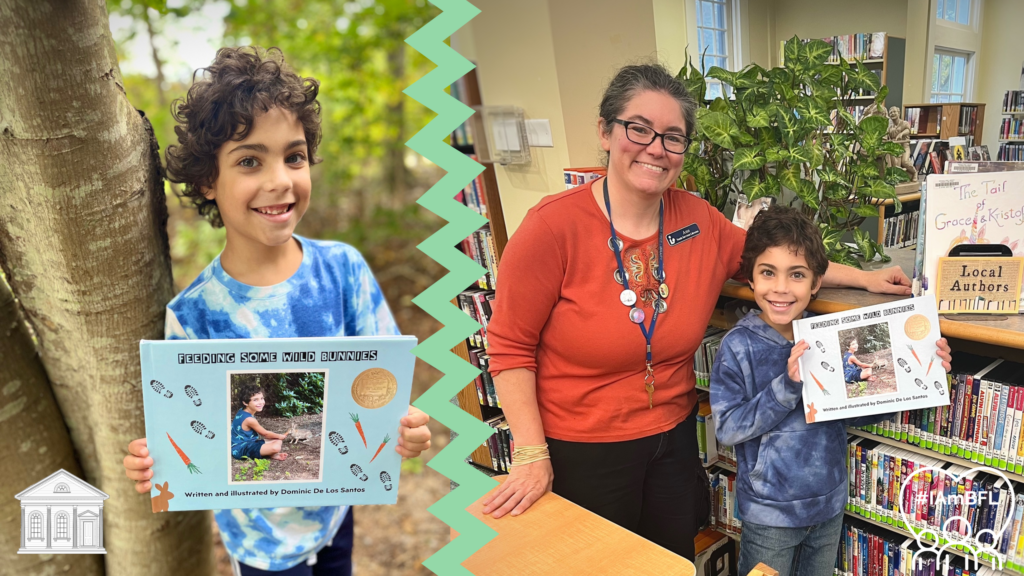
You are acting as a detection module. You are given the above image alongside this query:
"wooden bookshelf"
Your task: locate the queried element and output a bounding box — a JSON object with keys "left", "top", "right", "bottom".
{"left": 870, "top": 184, "right": 920, "bottom": 249}
{"left": 902, "top": 102, "right": 986, "bottom": 142}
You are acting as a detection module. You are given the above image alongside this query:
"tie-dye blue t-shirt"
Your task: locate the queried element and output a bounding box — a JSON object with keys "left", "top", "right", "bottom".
{"left": 164, "top": 235, "right": 399, "bottom": 571}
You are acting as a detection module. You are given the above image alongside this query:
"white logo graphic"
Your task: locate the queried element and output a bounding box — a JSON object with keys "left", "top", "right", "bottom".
{"left": 15, "top": 469, "right": 109, "bottom": 555}
{"left": 898, "top": 465, "right": 1015, "bottom": 572}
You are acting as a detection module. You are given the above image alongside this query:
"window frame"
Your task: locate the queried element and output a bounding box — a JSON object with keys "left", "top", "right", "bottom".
{"left": 936, "top": 0, "right": 973, "bottom": 27}
{"left": 56, "top": 512, "right": 69, "bottom": 540}
{"left": 929, "top": 48, "right": 973, "bottom": 103}
{"left": 29, "top": 512, "right": 43, "bottom": 540}
{"left": 694, "top": 0, "right": 741, "bottom": 100}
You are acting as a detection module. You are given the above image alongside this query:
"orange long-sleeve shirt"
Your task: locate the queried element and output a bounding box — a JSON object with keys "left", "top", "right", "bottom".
{"left": 486, "top": 181, "right": 746, "bottom": 442}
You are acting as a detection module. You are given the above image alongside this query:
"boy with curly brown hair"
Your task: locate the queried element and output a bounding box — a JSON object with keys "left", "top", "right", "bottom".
{"left": 121, "top": 46, "right": 431, "bottom": 576}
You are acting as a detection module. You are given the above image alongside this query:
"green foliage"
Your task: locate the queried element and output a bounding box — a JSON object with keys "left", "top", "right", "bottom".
{"left": 677, "top": 35, "right": 910, "bottom": 266}
{"left": 235, "top": 456, "right": 272, "bottom": 481}
{"left": 274, "top": 372, "right": 325, "bottom": 418}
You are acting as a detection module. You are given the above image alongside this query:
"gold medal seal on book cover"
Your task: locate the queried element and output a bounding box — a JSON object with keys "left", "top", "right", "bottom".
{"left": 904, "top": 314, "right": 931, "bottom": 340}
{"left": 351, "top": 368, "right": 398, "bottom": 409}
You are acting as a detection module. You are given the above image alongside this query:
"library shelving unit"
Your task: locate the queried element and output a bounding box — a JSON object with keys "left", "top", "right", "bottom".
{"left": 779, "top": 33, "right": 905, "bottom": 111}
{"left": 449, "top": 66, "right": 510, "bottom": 475}
{"left": 902, "top": 102, "right": 986, "bottom": 143}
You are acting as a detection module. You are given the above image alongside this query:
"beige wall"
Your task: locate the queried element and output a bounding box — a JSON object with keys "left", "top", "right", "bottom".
{"left": 977, "top": 0, "right": 1024, "bottom": 151}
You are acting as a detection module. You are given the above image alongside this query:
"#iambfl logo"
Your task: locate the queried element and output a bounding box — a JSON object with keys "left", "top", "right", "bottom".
{"left": 898, "top": 465, "right": 1015, "bottom": 571}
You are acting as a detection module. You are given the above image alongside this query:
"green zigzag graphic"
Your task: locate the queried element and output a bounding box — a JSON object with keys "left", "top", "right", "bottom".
{"left": 405, "top": 1, "right": 499, "bottom": 574}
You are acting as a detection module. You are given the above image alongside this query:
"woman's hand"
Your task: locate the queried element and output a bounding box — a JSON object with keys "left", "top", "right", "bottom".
{"left": 936, "top": 337, "right": 953, "bottom": 372}
{"left": 123, "top": 438, "right": 154, "bottom": 494}
{"left": 481, "top": 459, "right": 553, "bottom": 519}
{"left": 788, "top": 340, "right": 809, "bottom": 382}
{"left": 863, "top": 267, "right": 912, "bottom": 295}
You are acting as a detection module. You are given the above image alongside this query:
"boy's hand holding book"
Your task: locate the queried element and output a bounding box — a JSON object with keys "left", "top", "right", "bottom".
{"left": 788, "top": 340, "right": 810, "bottom": 383}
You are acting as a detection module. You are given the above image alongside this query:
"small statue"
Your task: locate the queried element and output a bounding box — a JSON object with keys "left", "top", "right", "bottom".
{"left": 885, "top": 106, "right": 917, "bottom": 182}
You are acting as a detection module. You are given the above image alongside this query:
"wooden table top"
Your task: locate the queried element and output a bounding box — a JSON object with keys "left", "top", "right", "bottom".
{"left": 460, "top": 476, "right": 696, "bottom": 576}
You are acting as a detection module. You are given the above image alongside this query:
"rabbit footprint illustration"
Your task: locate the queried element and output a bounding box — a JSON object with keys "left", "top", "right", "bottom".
{"left": 184, "top": 385, "right": 202, "bottom": 407}
{"left": 350, "top": 464, "right": 368, "bottom": 482}
{"left": 151, "top": 481, "right": 174, "bottom": 513}
{"left": 380, "top": 471, "right": 392, "bottom": 491}
{"left": 191, "top": 420, "right": 215, "bottom": 439}
{"left": 329, "top": 431, "right": 349, "bottom": 455}
{"left": 150, "top": 380, "right": 173, "bottom": 398}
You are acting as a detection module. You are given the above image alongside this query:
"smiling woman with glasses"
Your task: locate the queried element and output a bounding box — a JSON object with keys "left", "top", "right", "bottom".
{"left": 479, "top": 63, "right": 916, "bottom": 562}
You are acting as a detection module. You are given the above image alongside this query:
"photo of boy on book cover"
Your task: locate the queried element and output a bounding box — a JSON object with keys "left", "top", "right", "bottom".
{"left": 839, "top": 324, "right": 897, "bottom": 399}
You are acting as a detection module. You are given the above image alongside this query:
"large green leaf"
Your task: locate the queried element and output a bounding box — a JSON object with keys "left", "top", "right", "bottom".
{"left": 874, "top": 85, "right": 889, "bottom": 105}
{"left": 847, "top": 62, "right": 882, "bottom": 94}
{"left": 802, "top": 39, "right": 833, "bottom": 67}
{"left": 880, "top": 142, "right": 906, "bottom": 157}
{"left": 733, "top": 147, "right": 767, "bottom": 170}
{"left": 707, "top": 66, "right": 739, "bottom": 88}
{"left": 776, "top": 108, "right": 801, "bottom": 147}
{"left": 817, "top": 164, "right": 849, "bottom": 185}
{"left": 678, "top": 61, "right": 707, "bottom": 104}
{"left": 818, "top": 65, "right": 844, "bottom": 88}
{"left": 853, "top": 204, "right": 882, "bottom": 217}
{"left": 858, "top": 115, "right": 888, "bottom": 153}
{"left": 788, "top": 144, "right": 818, "bottom": 165}
{"left": 701, "top": 111, "right": 741, "bottom": 150}
{"left": 796, "top": 98, "right": 831, "bottom": 128}
{"left": 746, "top": 105, "right": 772, "bottom": 128}
{"left": 853, "top": 229, "right": 876, "bottom": 262}
{"left": 734, "top": 64, "right": 765, "bottom": 89}
{"left": 709, "top": 97, "right": 732, "bottom": 114}
{"left": 765, "top": 147, "right": 789, "bottom": 163}
{"left": 742, "top": 172, "right": 781, "bottom": 201}
{"left": 821, "top": 227, "right": 844, "bottom": 251}
{"left": 783, "top": 36, "right": 802, "bottom": 67}
{"left": 829, "top": 249, "right": 862, "bottom": 269}
{"left": 852, "top": 159, "right": 881, "bottom": 179}
{"left": 793, "top": 179, "right": 820, "bottom": 210}
{"left": 884, "top": 166, "right": 911, "bottom": 185}
{"left": 778, "top": 163, "right": 803, "bottom": 192}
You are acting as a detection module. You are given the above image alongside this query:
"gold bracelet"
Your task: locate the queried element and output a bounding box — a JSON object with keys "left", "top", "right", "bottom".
{"left": 511, "top": 443, "right": 550, "bottom": 467}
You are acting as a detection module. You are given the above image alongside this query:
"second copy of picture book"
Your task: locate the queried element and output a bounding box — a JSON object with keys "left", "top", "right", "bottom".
{"left": 792, "top": 297, "right": 948, "bottom": 423}
{"left": 140, "top": 335, "right": 416, "bottom": 512}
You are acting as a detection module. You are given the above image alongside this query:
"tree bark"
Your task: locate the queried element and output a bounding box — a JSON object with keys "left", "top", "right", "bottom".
{"left": 0, "top": 275, "right": 103, "bottom": 576}
{"left": 0, "top": 1, "right": 215, "bottom": 575}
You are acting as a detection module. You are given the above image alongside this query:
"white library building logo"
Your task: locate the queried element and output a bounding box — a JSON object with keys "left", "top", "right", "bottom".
{"left": 15, "top": 469, "right": 109, "bottom": 554}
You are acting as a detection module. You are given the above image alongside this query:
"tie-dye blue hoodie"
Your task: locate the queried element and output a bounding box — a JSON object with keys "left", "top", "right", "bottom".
{"left": 709, "top": 310, "right": 886, "bottom": 528}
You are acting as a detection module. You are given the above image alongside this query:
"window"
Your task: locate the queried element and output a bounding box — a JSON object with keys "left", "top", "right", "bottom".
{"left": 930, "top": 50, "right": 970, "bottom": 103}
{"left": 53, "top": 483, "right": 70, "bottom": 494}
{"left": 30, "top": 512, "right": 42, "bottom": 539}
{"left": 56, "top": 513, "right": 68, "bottom": 539}
{"left": 937, "top": 0, "right": 971, "bottom": 26}
{"left": 696, "top": 0, "right": 733, "bottom": 99}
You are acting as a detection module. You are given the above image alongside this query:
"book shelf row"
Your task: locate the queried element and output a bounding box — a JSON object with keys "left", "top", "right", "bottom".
{"left": 881, "top": 201, "right": 920, "bottom": 250}
{"left": 903, "top": 103, "right": 985, "bottom": 142}
{"left": 999, "top": 143, "right": 1024, "bottom": 162}
{"left": 1000, "top": 117, "right": 1024, "bottom": 141}
{"left": 779, "top": 32, "right": 887, "bottom": 65}
{"left": 1004, "top": 90, "right": 1024, "bottom": 114}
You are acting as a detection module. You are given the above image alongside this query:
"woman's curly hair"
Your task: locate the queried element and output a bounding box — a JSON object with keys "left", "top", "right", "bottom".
{"left": 165, "top": 46, "right": 322, "bottom": 227}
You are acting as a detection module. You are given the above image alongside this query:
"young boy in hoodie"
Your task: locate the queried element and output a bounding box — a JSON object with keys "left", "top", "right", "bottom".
{"left": 709, "top": 206, "right": 951, "bottom": 576}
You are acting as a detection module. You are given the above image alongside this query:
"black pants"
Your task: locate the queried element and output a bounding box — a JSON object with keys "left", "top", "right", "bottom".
{"left": 547, "top": 405, "right": 705, "bottom": 560}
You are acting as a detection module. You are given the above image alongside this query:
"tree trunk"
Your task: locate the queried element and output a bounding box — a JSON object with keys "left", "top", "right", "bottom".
{"left": 0, "top": 274, "right": 103, "bottom": 576}
{"left": 385, "top": 42, "right": 408, "bottom": 209}
{"left": 0, "top": 2, "right": 215, "bottom": 575}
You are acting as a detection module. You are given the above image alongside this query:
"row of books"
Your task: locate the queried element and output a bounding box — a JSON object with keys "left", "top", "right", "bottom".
{"left": 1003, "top": 90, "right": 1024, "bottom": 114}
{"left": 1000, "top": 117, "right": 1024, "bottom": 141}
{"left": 882, "top": 206, "right": 920, "bottom": 250}
{"left": 837, "top": 518, "right": 1003, "bottom": 576}
{"left": 846, "top": 436, "right": 1022, "bottom": 572}
{"left": 562, "top": 167, "right": 603, "bottom": 190}
{"left": 781, "top": 33, "right": 885, "bottom": 65}
{"left": 708, "top": 469, "right": 742, "bottom": 536}
{"left": 695, "top": 327, "right": 726, "bottom": 389}
{"left": 910, "top": 140, "right": 951, "bottom": 177}
{"left": 957, "top": 105, "right": 982, "bottom": 135}
{"left": 905, "top": 108, "right": 937, "bottom": 136}
{"left": 458, "top": 228, "right": 498, "bottom": 290}
{"left": 856, "top": 355, "right": 1024, "bottom": 471}
{"left": 456, "top": 290, "right": 493, "bottom": 350}
{"left": 449, "top": 77, "right": 474, "bottom": 148}
{"left": 455, "top": 165, "right": 489, "bottom": 218}
{"left": 481, "top": 414, "right": 513, "bottom": 473}
{"left": 697, "top": 399, "right": 737, "bottom": 468}
{"left": 998, "top": 143, "right": 1024, "bottom": 162}
{"left": 466, "top": 347, "right": 500, "bottom": 409}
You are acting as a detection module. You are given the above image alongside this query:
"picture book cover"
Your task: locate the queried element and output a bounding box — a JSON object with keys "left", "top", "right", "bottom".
{"left": 921, "top": 171, "right": 1024, "bottom": 308}
{"left": 140, "top": 335, "right": 416, "bottom": 512}
{"left": 792, "top": 297, "right": 948, "bottom": 423}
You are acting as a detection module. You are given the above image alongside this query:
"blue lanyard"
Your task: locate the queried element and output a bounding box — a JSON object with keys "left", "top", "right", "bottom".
{"left": 604, "top": 178, "right": 665, "bottom": 407}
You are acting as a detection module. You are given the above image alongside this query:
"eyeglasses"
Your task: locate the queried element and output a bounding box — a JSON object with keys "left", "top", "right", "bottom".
{"left": 611, "top": 119, "right": 691, "bottom": 154}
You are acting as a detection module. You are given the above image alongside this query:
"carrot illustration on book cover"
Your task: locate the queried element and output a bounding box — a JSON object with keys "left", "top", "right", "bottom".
{"left": 907, "top": 344, "right": 922, "bottom": 366}
{"left": 926, "top": 354, "right": 936, "bottom": 375}
{"left": 369, "top": 434, "right": 391, "bottom": 463}
{"left": 167, "top": 433, "right": 201, "bottom": 474}
{"left": 810, "top": 372, "right": 830, "bottom": 396}
{"left": 350, "top": 412, "right": 367, "bottom": 448}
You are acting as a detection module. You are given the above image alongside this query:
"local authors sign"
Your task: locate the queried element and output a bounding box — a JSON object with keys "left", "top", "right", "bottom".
{"left": 936, "top": 256, "right": 1023, "bottom": 313}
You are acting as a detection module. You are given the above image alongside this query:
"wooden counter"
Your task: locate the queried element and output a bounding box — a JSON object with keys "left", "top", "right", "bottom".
{"left": 460, "top": 476, "right": 696, "bottom": 576}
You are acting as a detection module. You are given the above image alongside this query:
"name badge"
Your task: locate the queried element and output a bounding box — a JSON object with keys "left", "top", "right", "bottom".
{"left": 666, "top": 223, "right": 700, "bottom": 246}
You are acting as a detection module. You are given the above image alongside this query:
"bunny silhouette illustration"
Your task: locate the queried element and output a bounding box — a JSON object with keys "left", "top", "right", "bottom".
{"left": 380, "top": 471, "right": 392, "bottom": 491}
{"left": 151, "top": 481, "right": 174, "bottom": 513}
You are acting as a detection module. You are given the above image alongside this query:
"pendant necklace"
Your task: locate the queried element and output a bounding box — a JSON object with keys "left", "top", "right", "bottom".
{"left": 604, "top": 178, "right": 668, "bottom": 409}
